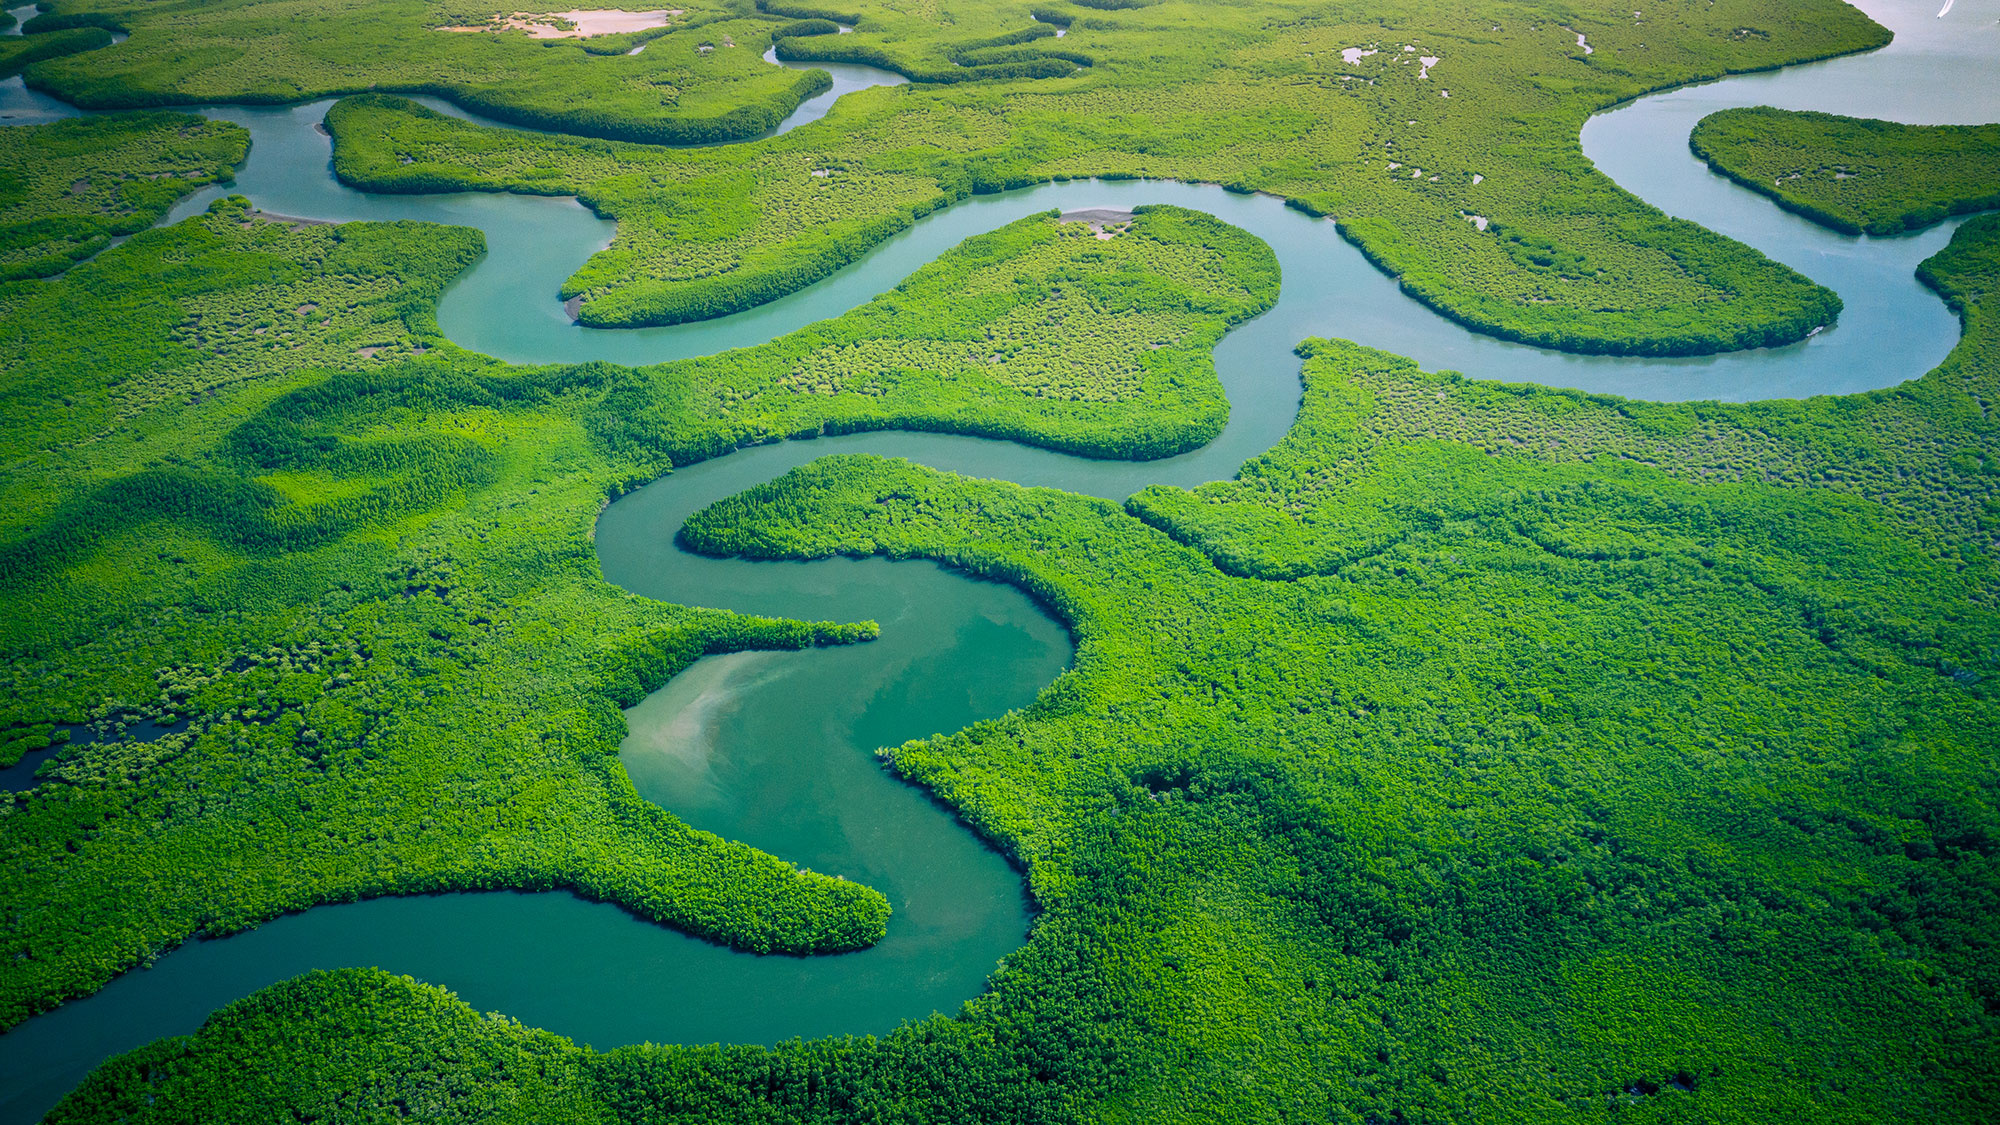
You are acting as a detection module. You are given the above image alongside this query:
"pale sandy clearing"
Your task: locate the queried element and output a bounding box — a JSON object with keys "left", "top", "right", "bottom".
{"left": 1059, "top": 208, "right": 1134, "bottom": 239}
{"left": 439, "top": 9, "right": 682, "bottom": 39}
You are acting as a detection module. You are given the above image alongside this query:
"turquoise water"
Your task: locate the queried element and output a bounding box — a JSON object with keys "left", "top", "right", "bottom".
{"left": 2, "top": 0, "right": 1996, "bottom": 1119}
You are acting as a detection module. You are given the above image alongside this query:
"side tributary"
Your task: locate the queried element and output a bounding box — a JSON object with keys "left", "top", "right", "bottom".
{"left": 2, "top": 0, "right": 1995, "bottom": 1120}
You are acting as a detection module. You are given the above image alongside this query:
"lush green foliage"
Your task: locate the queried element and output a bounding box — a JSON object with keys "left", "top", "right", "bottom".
{"left": 7, "top": 0, "right": 1882, "bottom": 351}
{"left": 1690, "top": 107, "right": 2000, "bottom": 235}
{"left": 0, "top": 111, "right": 246, "bottom": 281}
{"left": 18, "top": 1, "right": 841, "bottom": 145}
{"left": 320, "top": 0, "right": 1880, "bottom": 351}
{"left": 14, "top": 0, "right": 1082, "bottom": 145}
{"left": 0, "top": 25, "right": 112, "bottom": 78}
{"left": 47, "top": 210, "right": 2000, "bottom": 1125}
{"left": 8, "top": 3, "right": 2000, "bottom": 1122}
{"left": 771, "top": 20, "right": 1084, "bottom": 84}
{"left": 50, "top": 971, "right": 611, "bottom": 1124}
{"left": 1132, "top": 215, "right": 2000, "bottom": 579}
{"left": 0, "top": 201, "right": 1267, "bottom": 1029}
{"left": 592, "top": 204, "right": 1279, "bottom": 462}
{"left": 770, "top": 18, "right": 843, "bottom": 40}
{"left": 671, "top": 213, "right": 2000, "bottom": 1123}
{"left": 0, "top": 201, "right": 884, "bottom": 1025}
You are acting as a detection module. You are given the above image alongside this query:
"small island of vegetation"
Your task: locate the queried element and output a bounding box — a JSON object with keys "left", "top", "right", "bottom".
{"left": 2, "top": 0, "right": 1997, "bottom": 1122}
{"left": 1691, "top": 106, "right": 2000, "bottom": 235}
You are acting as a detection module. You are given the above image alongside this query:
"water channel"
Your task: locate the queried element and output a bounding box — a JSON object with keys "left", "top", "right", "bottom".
{"left": 1, "top": 0, "right": 1995, "bottom": 1119}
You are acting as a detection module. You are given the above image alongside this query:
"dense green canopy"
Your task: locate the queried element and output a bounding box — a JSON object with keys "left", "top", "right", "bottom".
{"left": 0, "top": 1, "right": 1995, "bottom": 1122}
{"left": 1692, "top": 107, "right": 2000, "bottom": 235}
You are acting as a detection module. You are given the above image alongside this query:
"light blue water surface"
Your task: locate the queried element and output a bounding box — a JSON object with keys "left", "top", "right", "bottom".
{"left": 1, "top": 1, "right": 1996, "bottom": 1120}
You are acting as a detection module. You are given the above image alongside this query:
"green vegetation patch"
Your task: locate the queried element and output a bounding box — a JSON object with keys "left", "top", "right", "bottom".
{"left": 20, "top": 2, "right": 832, "bottom": 145}
{"left": 6, "top": 4, "right": 1999, "bottom": 1119}
{"left": 322, "top": 0, "right": 1883, "bottom": 353}
{"left": 1691, "top": 107, "right": 2000, "bottom": 235}
{"left": 12, "top": 0, "right": 1078, "bottom": 146}
{"left": 0, "top": 200, "right": 1271, "bottom": 1029}
{"left": 600, "top": 203, "right": 1280, "bottom": 462}
{"left": 0, "top": 111, "right": 247, "bottom": 281}
{"left": 50, "top": 970, "right": 610, "bottom": 1123}
{"left": 1132, "top": 213, "right": 2000, "bottom": 581}
{"left": 52, "top": 211, "right": 2000, "bottom": 1125}
{"left": 0, "top": 25, "right": 113, "bottom": 79}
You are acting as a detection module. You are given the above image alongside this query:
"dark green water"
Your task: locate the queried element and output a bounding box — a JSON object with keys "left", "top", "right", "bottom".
{"left": 1, "top": 0, "right": 1996, "bottom": 1118}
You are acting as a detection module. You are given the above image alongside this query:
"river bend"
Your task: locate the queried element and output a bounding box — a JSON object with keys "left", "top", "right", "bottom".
{"left": 0, "top": 0, "right": 1995, "bottom": 1120}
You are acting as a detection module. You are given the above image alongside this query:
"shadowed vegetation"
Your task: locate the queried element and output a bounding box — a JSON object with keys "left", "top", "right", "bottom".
{"left": 0, "top": 111, "right": 247, "bottom": 281}
{"left": 0, "top": 199, "right": 1271, "bottom": 1030}
{"left": 5, "top": 2, "right": 2000, "bottom": 1122}
{"left": 0, "top": 25, "right": 113, "bottom": 79}
{"left": 43, "top": 208, "right": 2000, "bottom": 1125}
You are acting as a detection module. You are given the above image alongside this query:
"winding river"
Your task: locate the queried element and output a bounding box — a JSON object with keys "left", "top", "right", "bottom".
{"left": 2, "top": 0, "right": 1996, "bottom": 1119}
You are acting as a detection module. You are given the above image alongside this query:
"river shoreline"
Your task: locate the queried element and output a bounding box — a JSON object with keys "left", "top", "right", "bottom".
{"left": 1, "top": 0, "right": 1996, "bottom": 1120}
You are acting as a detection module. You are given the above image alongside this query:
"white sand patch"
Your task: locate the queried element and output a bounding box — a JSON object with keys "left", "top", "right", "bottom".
{"left": 1560, "top": 25, "right": 1594, "bottom": 54}
{"left": 1387, "top": 161, "right": 1401, "bottom": 170}
{"left": 1418, "top": 55, "right": 1439, "bottom": 78}
{"left": 1462, "top": 212, "right": 1490, "bottom": 231}
{"left": 439, "top": 9, "right": 681, "bottom": 39}
{"left": 1059, "top": 208, "right": 1134, "bottom": 239}
{"left": 1440, "top": 89, "right": 1450, "bottom": 97}
{"left": 1340, "top": 46, "right": 1377, "bottom": 64}
{"left": 1472, "top": 173, "right": 1483, "bottom": 184}
{"left": 1410, "top": 168, "right": 1423, "bottom": 178}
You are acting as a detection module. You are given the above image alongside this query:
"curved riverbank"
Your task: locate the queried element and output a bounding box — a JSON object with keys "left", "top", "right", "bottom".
{"left": 1, "top": 0, "right": 1996, "bottom": 1120}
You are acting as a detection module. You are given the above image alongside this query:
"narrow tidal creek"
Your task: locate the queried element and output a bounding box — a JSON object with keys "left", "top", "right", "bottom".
{"left": 0, "top": 1, "right": 1994, "bottom": 1119}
